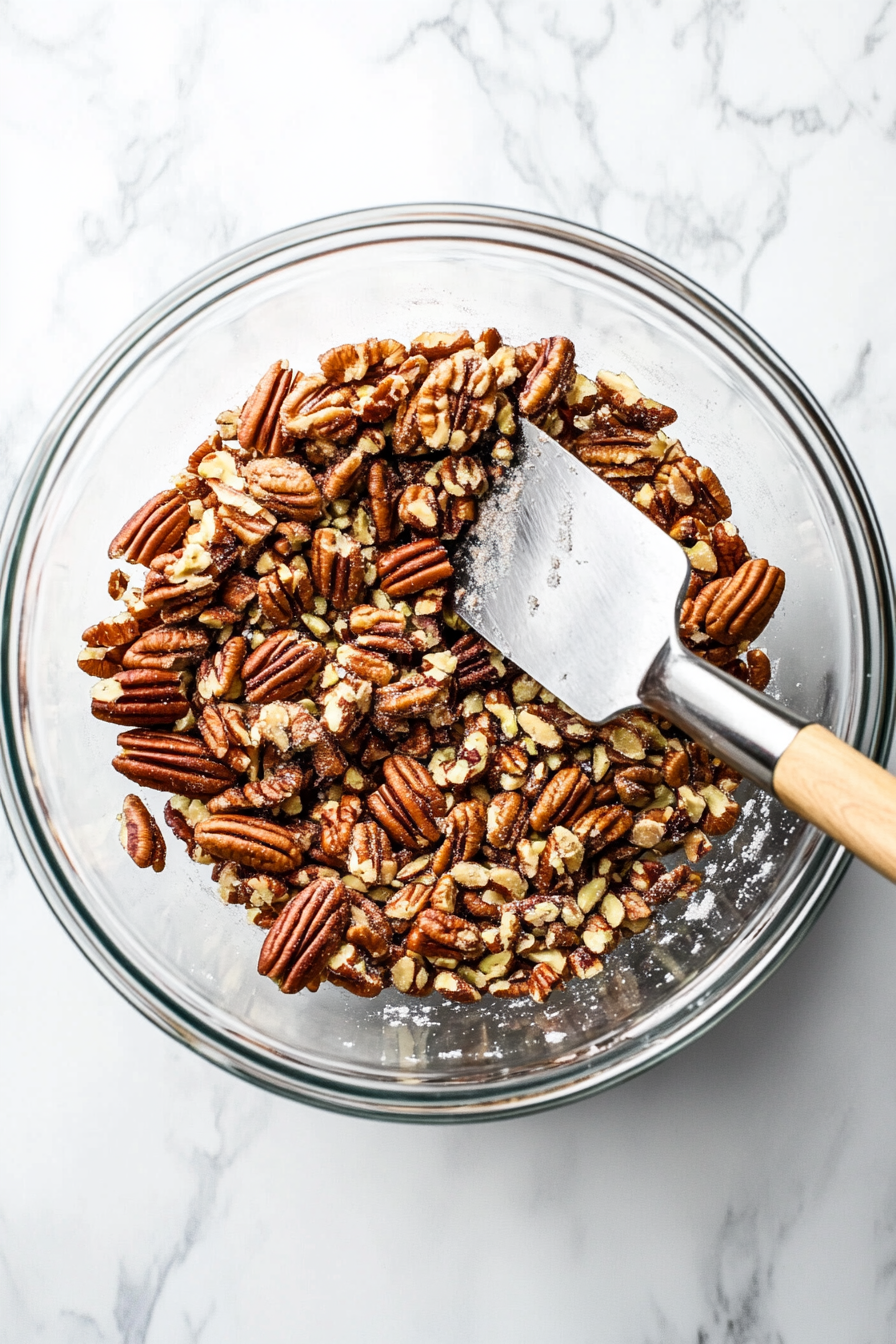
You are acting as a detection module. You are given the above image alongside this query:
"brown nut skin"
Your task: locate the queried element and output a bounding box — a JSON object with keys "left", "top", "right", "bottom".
{"left": 238, "top": 360, "right": 293, "bottom": 456}
{"left": 529, "top": 766, "right": 595, "bottom": 832}
{"left": 119, "top": 795, "right": 166, "bottom": 872}
{"left": 367, "top": 755, "right": 447, "bottom": 850}
{"left": 258, "top": 877, "right": 350, "bottom": 993}
{"left": 108, "top": 489, "right": 191, "bottom": 566}
{"left": 91, "top": 669, "right": 190, "bottom": 727}
{"left": 194, "top": 815, "right": 306, "bottom": 873}
{"left": 242, "top": 632, "right": 326, "bottom": 703}
{"left": 376, "top": 539, "right": 453, "bottom": 598}
{"left": 112, "top": 730, "right": 238, "bottom": 796}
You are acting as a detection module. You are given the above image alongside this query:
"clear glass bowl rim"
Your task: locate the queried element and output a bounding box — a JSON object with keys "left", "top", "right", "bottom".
{"left": 1, "top": 203, "right": 893, "bottom": 1121}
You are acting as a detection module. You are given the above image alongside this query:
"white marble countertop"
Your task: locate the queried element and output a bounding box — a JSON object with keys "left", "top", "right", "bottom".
{"left": 2, "top": 2, "right": 896, "bottom": 1339}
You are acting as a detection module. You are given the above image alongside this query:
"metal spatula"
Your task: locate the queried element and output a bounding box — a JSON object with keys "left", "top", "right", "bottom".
{"left": 454, "top": 422, "right": 896, "bottom": 882}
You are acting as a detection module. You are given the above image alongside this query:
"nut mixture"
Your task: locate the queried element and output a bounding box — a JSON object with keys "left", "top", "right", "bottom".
{"left": 84, "top": 328, "right": 785, "bottom": 1006}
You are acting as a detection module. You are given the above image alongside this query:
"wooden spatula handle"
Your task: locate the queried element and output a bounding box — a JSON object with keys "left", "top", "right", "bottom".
{"left": 773, "top": 724, "right": 896, "bottom": 882}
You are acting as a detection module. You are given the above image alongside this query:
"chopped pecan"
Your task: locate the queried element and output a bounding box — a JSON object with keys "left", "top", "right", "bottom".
{"left": 108, "top": 489, "right": 191, "bottom": 566}
{"left": 90, "top": 668, "right": 190, "bottom": 727}
{"left": 518, "top": 337, "right": 575, "bottom": 419}
{"left": 594, "top": 370, "right": 677, "bottom": 431}
{"left": 528, "top": 961, "right": 564, "bottom": 1003}
{"left": 488, "top": 742, "right": 530, "bottom": 792}
{"left": 258, "top": 877, "right": 349, "bottom": 992}
{"left": 238, "top": 361, "right": 293, "bottom": 456}
{"left": 242, "top": 764, "right": 305, "bottom": 809}
{"left": 614, "top": 766, "right": 662, "bottom": 808}
{"left": 409, "top": 330, "right": 473, "bottom": 360}
{"left": 242, "top": 632, "right": 326, "bottom": 703}
{"left": 377, "top": 539, "right": 453, "bottom": 598}
{"left": 433, "top": 969, "right": 480, "bottom": 1003}
{"left": 374, "top": 668, "right": 450, "bottom": 718}
{"left": 113, "top": 729, "right": 237, "bottom": 795}
{"left": 196, "top": 635, "right": 247, "bottom": 701}
{"left": 368, "top": 754, "right": 447, "bottom": 849}
{"left": 119, "top": 794, "right": 166, "bottom": 872}
{"left": 310, "top": 528, "right": 365, "bottom": 608}
{"left": 317, "top": 793, "right": 363, "bottom": 864}
{"left": 398, "top": 482, "right": 440, "bottom": 534}
{"left": 243, "top": 458, "right": 324, "bottom": 522}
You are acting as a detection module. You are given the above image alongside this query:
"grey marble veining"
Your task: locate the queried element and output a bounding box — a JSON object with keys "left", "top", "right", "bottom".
{"left": 2, "top": 1, "right": 896, "bottom": 1340}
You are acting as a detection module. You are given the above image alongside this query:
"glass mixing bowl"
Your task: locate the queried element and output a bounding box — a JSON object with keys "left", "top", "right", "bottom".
{"left": 1, "top": 206, "right": 892, "bottom": 1120}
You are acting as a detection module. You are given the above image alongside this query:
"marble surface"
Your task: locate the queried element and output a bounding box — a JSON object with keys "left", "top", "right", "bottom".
{"left": 2, "top": 1, "right": 896, "bottom": 1339}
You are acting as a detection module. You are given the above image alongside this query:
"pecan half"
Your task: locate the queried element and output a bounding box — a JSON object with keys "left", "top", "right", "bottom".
{"left": 518, "top": 337, "right": 575, "bottom": 419}
{"left": 280, "top": 373, "right": 356, "bottom": 443}
{"left": 367, "top": 460, "right": 400, "bottom": 542}
{"left": 238, "top": 361, "right": 293, "bottom": 456}
{"left": 377, "top": 539, "right": 453, "bottom": 598}
{"left": 108, "top": 489, "right": 191, "bottom": 565}
{"left": 113, "top": 730, "right": 237, "bottom": 795}
{"left": 243, "top": 458, "right": 324, "bottom": 522}
{"left": 319, "top": 337, "right": 406, "bottom": 384}
{"left": 196, "top": 635, "right": 247, "bottom": 701}
{"left": 433, "top": 798, "right": 486, "bottom": 872}
{"left": 322, "top": 449, "right": 368, "bottom": 503}
{"left": 257, "top": 877, "right": 349, "bottom": 992}
{"left": 242, "top": 764, "right": 305, "bottom": 809}
{"left": 703, "top": 558, "right": 785, "bottom": 645}
{"left": 409, "top": 330, "right": 473, "bottom": 360}
{"left": 486, "top": 791, "right": 529, "bottom": 850}
{"left": 594, "top": 369, "right": 677, "bottom": 431}
{"left": 310, "top": 529, "right": 365, "bottom": 608}
{"left": 571, "top": 804, "right": 633, "bottom": 853}
{"left": 407, "top": 909, "right": 485, "bottom": 963}
{"left": 242, "top": 632, "right": 326, "bottom": 703}
{"left": 347, "top": 821, "right": 397, "bottom": 886}
{"left": 90, "top": 669, "right": 190, "bottom": 726}
{"left": 452, "top": 633, "right": 499, "bottom": 690}
{"left": 318, "top": 793, "right": 363, "bottom": 863}
{"left": 415, "top": 349, "right": 496, "bottom": 452}
{"left": 119, "top": 794, "right": 166, "bottom": 871}
{"left": 368, "top": 754, "right": 447, "bottom": 849}
{"left": 529, "top": 766, "right": 596, "bottom": 832}
{"left": 121, "top": 626, "right": 209, "bottom": 671}
{"left": 194, "top": 815, "right": 305, "bottom": 873}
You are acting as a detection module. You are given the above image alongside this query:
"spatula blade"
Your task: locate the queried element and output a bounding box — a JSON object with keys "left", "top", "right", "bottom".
{"left": 453, "top": 422, "right": 690, "bottom": 725}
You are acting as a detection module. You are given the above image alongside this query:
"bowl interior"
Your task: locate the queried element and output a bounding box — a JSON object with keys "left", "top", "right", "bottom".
{"left": 4, "top": 211, "right": 890, "bottom": 1114}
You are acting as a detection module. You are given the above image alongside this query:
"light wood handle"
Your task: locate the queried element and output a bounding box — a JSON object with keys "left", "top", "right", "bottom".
{"left": 773, "top": 723, "right": 896, "bottom": 882}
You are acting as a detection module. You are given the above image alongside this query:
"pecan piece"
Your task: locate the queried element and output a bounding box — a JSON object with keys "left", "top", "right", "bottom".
{"left": 415, "top": 349, "right": 496, "bottom": 452}
{"left": 242, "top": 764, "right": 305, "bottom": 809}
{"left": 518, "top": 336, "right": 576, "bottom": 419}
{"left": 377, "top": 539, "right": 453, "bottom": 598}
{"left": 319, "top": 337, "right": 406, "bottom": 384}
{"left": 407, "top": 909, "right": 485, "bottom": 963}
{"left": 113, "top": 730, "right": 237, "bottom": 795}
{"left": 594, "top": 370, "right": 677, "bottom": 431}
{"left": 433, "top": 798, "right": 487, "bottom": 873}
{"left": 310, "top": 528, "right": 366, "bottom": 608}
{"left": 397, "top": 482, "right": 440, "bottom": 534}
{"left": 195, "top": 635, "right": 247, "bottom": 702}
{"left": 90, "top": 669, "right": 190, "bottom": 726}
{"left": 326, "top": 942, "right": 386, "bottom": 997}
{"left": 486, "top": 791, "right": 529, "bottom": 850}
{"left": 118, "top": 794, "right": 166, "bottom": 872}
{"left": 571, "top": 804, "right": 634, "bottom": 853}
{"left": 108, "top": 489, "right": 191, "bottom": 566}
{"left": 529, "top": 766, "right": 596, "bottom": 832}
{"left": 280, "top": 373, "right": 356, "bottom": 443}
{"left": 194, "top": 815, "right": 305, "bottom": 873}
{"left": 409, "top": 330, "right": 473, "bottom": 360}
{"left": 703, "top": 558, "right": 785, "bottom": 645}
{"left": 322, "top": 449, "right": 368, "bottom": 503}
{"left": 243, "top": 458, "right": 324, "bottom": 522}
{"left": 318, "top": 793, "right": 363, "bottom": 864}
{"left": 528, "top": 961, "right": 564, "bottom": 1004}
{"left": 258, "top": 877, "right": 349, "bottom": 993}
{"left": 433, "top": 970, "right": 481, "bottom": 1003}
{"left": 238, "top": 360, "right": 293, "bottom": 456}
{"left": 242, "top": 632, "right": 326, "bottom": 703}
{"left": 345, "top": 892, "right": 393, "bottom": 960}
{"left": 368, "top": 754, "right": 447, "bottom": 849}
{"left": 452, "top": 632, "right": 499, "bottom": 690}
{"left": 336, "top": 642, "right": 395, "bottom": 686}
{"left": 374, "top": 669, "right": 450, "bottom": 718}
{"left": 347, "top": 821, "right": 397, "bottom": 885}
{"left": 367, "top": 460, "right": 400, "bottom": 542}
{"left": 121, "top": 626, "right": 209, "bottom": 671}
